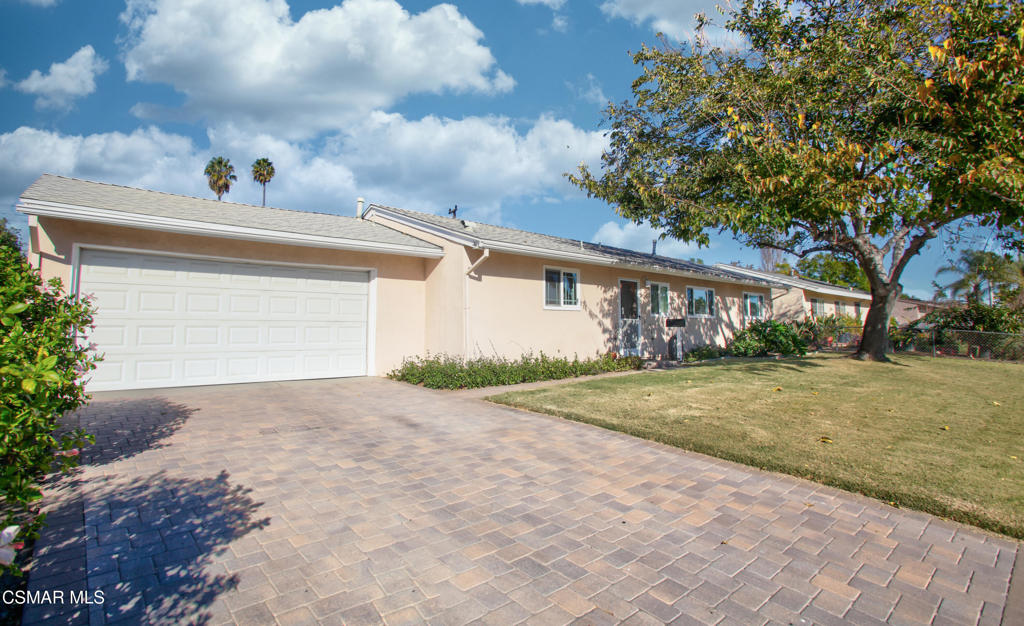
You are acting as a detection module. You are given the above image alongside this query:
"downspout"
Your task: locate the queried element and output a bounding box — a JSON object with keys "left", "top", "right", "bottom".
{"left": 464, "top": 248, "right": 490, "bottom": 358}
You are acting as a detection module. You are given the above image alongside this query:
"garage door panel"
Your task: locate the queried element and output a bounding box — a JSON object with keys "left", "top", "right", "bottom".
{"left": 80, "top": 250, "right": 371, "bottom": 391}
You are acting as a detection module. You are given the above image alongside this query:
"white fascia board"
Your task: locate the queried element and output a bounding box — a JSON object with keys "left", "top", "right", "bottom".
{"left": 363, "top": 206, "right": 480, "bottom": 248}
{"left": 801, "top": 286, "right": 872, "bottom": 301}
{"left": 712, "top": 264, "right": 870, "bottom": 299}
{"left": 367, "top": 205, "right": 772, "bottom": 288}
{"left": 17, "top": 199, "right": 444, "bottom": 258}
{"left": 481, "top": 239, "right": 772, "bottom": 288}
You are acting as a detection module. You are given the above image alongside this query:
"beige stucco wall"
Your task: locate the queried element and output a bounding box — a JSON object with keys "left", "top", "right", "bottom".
{"left": 364, "top": 215, "right": 471, "bottom": 357}
{"left": 29, "top": 217, "right": 429, "bottom": 376}
{"left": 462, "top": 251, "right": 768, "bottom": 360}
{"left": 800, "top": 289, "right": 869, "bottom": 322}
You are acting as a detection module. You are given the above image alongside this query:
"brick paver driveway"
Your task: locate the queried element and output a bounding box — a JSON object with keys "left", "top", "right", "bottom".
{"left": 24, "top": 377, "right": 1021, "bottom": 625}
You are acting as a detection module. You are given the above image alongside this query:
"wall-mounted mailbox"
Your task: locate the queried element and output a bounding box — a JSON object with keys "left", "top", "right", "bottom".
{"left": 666, "top": 318, "right": 686, "bottom": 328}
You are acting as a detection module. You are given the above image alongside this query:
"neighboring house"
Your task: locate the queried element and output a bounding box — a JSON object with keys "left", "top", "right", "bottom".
{"left": 18, "top": 175, "right": 777, "bottom": 391}
{"left": 893, "top": 296, "right": 945, "bottom": 325}
{"left": 716, "top": 264, "right": 937, "bottom": 325}
{"left": 714, "top": 264, "right": 872, "bottom": 322}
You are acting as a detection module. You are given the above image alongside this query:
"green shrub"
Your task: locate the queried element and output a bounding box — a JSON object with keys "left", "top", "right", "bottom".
{"left": 728, "top": 320, "right": 808, "bottom": 357}
{"left": 1, "top": 244, "right": 99, "bottom": 573}
{"left": 682, "top": 345, "right": 722, "bottom": 362}
{"left": 388, "top": 352, "right": 642, "bottom": 390}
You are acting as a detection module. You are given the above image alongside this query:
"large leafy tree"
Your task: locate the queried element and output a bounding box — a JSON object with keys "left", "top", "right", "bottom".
{"left": 251, "top": 158, "right": 275, "bottom": 207}
{"left": 797, "top": 253, "right": 870, "bottom": 291}
{"left": 204, "top": 156, "right": 237, "bottom": 201}
{"left": 571, "top": 0, "right": 1023, "bottom": 360}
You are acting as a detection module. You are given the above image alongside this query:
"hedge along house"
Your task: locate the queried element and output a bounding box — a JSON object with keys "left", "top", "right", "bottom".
{"left": 18, "top": 174, "right": 775, "bottom": 391}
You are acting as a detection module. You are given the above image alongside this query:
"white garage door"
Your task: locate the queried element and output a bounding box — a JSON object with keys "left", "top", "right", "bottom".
{"left": 78, "top": 249, "right": 370, "bottom": 391}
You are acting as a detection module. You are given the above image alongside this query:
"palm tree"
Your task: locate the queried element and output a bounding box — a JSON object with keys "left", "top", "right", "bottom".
{"left": 935, "top": 249, "right": 1008, "bottom": 305}
{"left": 251, "top": 158, "right": 275, "bottom": 207}
{"left": 204, "top": 157, "right": 237, "bottom": 201}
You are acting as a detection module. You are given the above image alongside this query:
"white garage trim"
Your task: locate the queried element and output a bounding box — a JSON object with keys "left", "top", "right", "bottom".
{"left": 73, "top": 243, "right": 378, "bottom": 390}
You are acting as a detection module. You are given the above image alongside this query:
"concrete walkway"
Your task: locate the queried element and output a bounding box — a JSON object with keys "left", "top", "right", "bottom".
{"left": 22, "top": 377, "right": 1020, "bottom": 625}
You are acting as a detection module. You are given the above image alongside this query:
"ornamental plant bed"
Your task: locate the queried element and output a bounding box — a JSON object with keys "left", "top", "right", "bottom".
{"left": 388, "top": 352, "right": 643, "bottom": 390}
{"left": 490, "top": 353, "right": 1024, "bottom": 538}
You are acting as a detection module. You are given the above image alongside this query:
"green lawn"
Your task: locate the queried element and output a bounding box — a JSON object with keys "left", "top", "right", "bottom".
{"left": 489, "top": 354, "right": 1024, "bottom": 538}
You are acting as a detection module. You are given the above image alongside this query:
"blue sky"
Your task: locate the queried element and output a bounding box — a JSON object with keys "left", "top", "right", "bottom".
{"left": 0, "top": 0, "right": 993, "bottom": 297}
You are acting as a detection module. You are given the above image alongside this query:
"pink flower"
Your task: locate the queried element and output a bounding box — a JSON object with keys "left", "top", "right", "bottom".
{"left": 55, "top": 449, "right": 80, "bottom": 457}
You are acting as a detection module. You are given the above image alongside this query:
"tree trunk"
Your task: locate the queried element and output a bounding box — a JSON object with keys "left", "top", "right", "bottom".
{"left": 854, "top": 285, "right": 901, "bottom": 361}
{"left": 262, "top": 184, "right": 266, "bottom": 207}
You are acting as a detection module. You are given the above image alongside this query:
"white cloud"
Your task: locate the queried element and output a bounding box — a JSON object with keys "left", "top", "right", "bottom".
{"left": 1, "top": 111, "right": 606, "bottom": 224}
{"left": 20, "top": 0, "right": 60, "bottom": 6}
{"left": 600, "top": 0, "right": 738, "bottom": 44}
{"left": 568, "top": 73, "right": 608, "bottom": 107}
{"left": 15, "top": 46, "right": 108, "bottom": 110}
{"left": 551, "top": 14, "right": 568, "bottom": 32}
{"left": 328, "top": 112, "right": 607, "bottom": 218}
{"left": 0, "top": 126, "right": 206, "bottom": 202}
{"left": 0, "top": 69, "right": 7, "bottom": 88}
{"left": 120, "top": 0, "right": 514, "bottom": 139}
{"left": 593, "top": 221, "right": 698, "bottom": 258}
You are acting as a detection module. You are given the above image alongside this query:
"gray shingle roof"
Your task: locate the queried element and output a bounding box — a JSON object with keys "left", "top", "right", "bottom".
{"left": 20, "top": 174, "right": 440, "bottom": 251}
{"left": 372, "top": 204, "right": 779, "bottom": 286}
{"left": 713, "top": 264, "right": 871, "bottom": 299}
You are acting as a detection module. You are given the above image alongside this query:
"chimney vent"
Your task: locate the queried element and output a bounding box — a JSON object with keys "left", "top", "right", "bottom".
{"left": 651, "top": 239, "right": 658, "bottom": 255}
{"left": 356, "top": 197, "right": 365, "bottom": 219}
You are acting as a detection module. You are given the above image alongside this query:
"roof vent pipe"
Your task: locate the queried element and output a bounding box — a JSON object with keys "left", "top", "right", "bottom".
{"left": 652, "top": 239, "right": 657, "bottom": 255}
{"left": 356, "top": 197, "right": 365, "bottom": 219}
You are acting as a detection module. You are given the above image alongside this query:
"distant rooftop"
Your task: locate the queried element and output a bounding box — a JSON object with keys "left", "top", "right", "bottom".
{"left": 713, "top": 264, "right": 872, "bottom": 300}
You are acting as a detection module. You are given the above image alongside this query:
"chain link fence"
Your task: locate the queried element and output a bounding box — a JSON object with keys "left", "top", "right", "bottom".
{"left": 892, "top": 327, "right": 1024, "bottom": 361}
{"left": 810, "top": 324, "right": 1024, "bottom": 361}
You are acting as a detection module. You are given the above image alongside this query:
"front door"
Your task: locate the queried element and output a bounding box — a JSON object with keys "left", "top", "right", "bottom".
{"left": 619, "top": 279, "right": 640, "bottom": 356}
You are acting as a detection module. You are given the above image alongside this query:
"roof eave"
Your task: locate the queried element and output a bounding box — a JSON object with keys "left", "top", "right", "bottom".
{"left": 368, "top": 205, "right": 774, "bottom": 287}
{"left": 17, "top": 199, "right": 444, "bottom": 258}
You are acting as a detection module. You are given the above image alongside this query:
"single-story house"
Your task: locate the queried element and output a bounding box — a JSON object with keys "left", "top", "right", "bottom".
{"left": 18, "top": 174, "right": 777, "bottom": 391}
{"left": 715, "top": 264, "right": 935, "bottom": 325}
{"left": 714, "top": 265, "right": 872, "bottom": 322}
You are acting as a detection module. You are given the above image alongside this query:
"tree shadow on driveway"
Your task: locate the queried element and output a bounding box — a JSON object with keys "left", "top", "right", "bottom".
{"left": 84, "top": 470, "right": 269, "bottom": 624}
{"left": 72, "top": 397, "right": 198, "bottom": 467}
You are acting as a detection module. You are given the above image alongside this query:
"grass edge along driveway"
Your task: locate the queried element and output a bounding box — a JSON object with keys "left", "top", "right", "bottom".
{"left": 489, "top": 354, "right": 1024, "bottom": 539}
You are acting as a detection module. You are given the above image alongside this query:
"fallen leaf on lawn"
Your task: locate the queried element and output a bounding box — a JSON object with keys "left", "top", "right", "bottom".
{"left": 811, "top": 391, "right": 819, "bottom": 395}
{"left": 773, "top": 386, "right": 783, "bottom": 392}
{"left": 819, "top": 436, "right": 833, "bottom": 444}
{"left": 887, "top": 409, "right": 895, "bottom": 413}
{"left": 1011, "top": 456, "right": 1018, "bottom": 460}
{"left": 941, "top": 425, "right": 949, "bottom": 431}
{"left": 992, "top": 401, "right": 1001, "bottom": 406}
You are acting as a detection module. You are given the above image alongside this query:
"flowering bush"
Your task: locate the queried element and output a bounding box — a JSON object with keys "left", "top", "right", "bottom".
{"left": 0, "top": 243, "right": 99, "bottom": 573}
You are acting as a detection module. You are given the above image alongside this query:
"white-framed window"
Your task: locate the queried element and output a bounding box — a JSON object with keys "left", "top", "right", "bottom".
{"left": 686, "top": 286, "right": 715, "bottom": 317}
{"left": 743, "top": 293, "right": 766, "bottom": 319}
{"left": 834, "top": 300, "right": 842, "bottom": 315}
{"left": 810, "top": 298, "right": 825, "bottom": 317}
{"left": 544, "top": 267, "right": 580, "bottom": 309}
{"left": 649, "top": 282, "right": 670, "bottom": 316}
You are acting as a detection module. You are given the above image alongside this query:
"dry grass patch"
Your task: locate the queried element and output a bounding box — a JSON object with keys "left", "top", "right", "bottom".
{"left": 489, "top": 354, "right": 1024, "bottom": 538}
